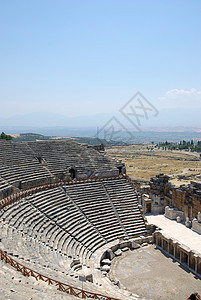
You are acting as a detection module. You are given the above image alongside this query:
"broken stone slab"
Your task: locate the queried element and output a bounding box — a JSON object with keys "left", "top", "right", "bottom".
{"left": 114, "top": 249, "right": 122, "bottom": 256}
{"left": 131, "top": 241, "right": 140, "bottom": 249}
{"left": 121, "top": 247, "right": 129, "bottom": 252}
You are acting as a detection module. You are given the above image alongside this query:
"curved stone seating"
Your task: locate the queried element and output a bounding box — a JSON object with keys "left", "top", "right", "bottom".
{"left": 0, "top": 139, "right": 124, "bottom": 190}
{"left": 26, "top": 140, "right": 120, "bottom": 178}
{"left": 0, "top": 177, "right": 147, "bottom": 271}
{"left": 0, "top": 221, "right": 127, "bottom": 299}
{"left": 0, "top": 140, "right": 148, "bottom": 299}
{"left": 26, "top": 188, "right": 106, "bottom": 256}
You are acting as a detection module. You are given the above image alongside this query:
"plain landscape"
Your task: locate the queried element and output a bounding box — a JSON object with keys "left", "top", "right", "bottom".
{"left": 106, "top": 144, "right": 201, "bottom": 185}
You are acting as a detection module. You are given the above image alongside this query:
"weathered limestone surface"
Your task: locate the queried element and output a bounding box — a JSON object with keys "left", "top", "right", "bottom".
{"left": 165, "top": 206, "right": 184, "bottom": 221}
{"left": 192, "top": 218, "right": 201, "bottom": 234}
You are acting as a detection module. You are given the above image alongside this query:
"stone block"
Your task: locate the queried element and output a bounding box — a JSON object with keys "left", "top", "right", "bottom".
{"left": 101, "top": 265, "right": 110, "bottom": 272}
{"left": 131, "top": 241, "right": 140, "bottom": 249}
{"left": 114, "top": 249, "right": 122, "bottom": 256}
{"left": 192, "top": 218, "right": 201, "bottom": 234}
{"left": 102, "top": 259, "right": 111, "bottom": 265}
{"left": 121, "top": 247, "right": 129, "bottom": 252}
{"left": 185, "top": 217, "right": 191, "bottom": 228}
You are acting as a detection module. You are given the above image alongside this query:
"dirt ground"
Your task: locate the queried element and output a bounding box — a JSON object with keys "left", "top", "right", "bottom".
{"left": 106, "top": 145, "right": 201, "bottom": 185}
{"left": 109, "top": 244, "right": 201, "bottom": 300}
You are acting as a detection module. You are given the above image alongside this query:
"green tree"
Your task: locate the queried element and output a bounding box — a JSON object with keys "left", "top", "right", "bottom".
{"left": 0, "top": 132, "right": 12, "bottom": 140}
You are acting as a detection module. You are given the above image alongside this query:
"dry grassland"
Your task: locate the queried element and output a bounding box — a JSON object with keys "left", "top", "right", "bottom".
{"left": 106, "top": 145, "right": 201, "bottom": 185}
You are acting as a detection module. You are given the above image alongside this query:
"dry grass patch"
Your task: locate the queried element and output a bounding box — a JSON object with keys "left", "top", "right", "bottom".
{"left": 106, "top": 145, "right": 201, "bottom": 185}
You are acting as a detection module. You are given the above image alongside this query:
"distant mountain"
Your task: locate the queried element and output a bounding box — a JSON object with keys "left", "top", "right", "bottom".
{"left": 0, "top": 107, "right": 200, "bottom": 132}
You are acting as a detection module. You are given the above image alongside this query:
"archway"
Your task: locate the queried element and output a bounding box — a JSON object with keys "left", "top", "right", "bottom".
{"left": 69, "top": 168, "right": 76, "bottom": 179}
{"left": 117, "top": 166, "right": 122, "bottom": 175}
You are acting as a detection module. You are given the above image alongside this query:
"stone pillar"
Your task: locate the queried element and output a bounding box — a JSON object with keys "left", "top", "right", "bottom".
{"left": 190, "top": 206, "right": 193, "bottom": 221}
{"left": 180, "top": 249, "right": 182, "bottom": 263}
{"left": 154, "top": 233, "right": 158, "bottom": 246}
{"left": 187, "top": 254, "right": 190, "bottom": 267}
{"left": 184, "top": 205, "right": 188, "bottom": 219}
{"left": 173, "top": 243, "right": 176, "bottom": 257}
{"left": 195, "top": 256, "right": 198, "bottom": 273}
{"left": 167, "top": 240, "right": 170, "bottom": 254}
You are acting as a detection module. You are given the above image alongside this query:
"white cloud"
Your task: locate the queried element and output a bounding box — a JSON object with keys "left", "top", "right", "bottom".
{"left": 166, "top": 88, "right": 201, "bottom": 97}
{"left": 158, "top": 88, "right": 201, "bottom": 109}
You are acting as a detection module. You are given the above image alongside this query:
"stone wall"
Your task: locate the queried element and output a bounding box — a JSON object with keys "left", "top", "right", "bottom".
{"left": 153, "top": 231, "right": 201, "bottom": 277}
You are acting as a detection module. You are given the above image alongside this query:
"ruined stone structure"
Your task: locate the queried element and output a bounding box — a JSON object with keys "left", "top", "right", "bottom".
{"left": 171, "top": 181, "right": 201, "bottom": 220}
{"left": 153, "top": 231, "right": 201, "bottom": 276}
{"left": 142, "top": 174, "right": 201, "bottom": 218}
{"left": 140, "top": 173, "right": 201, "bottom": 234}
{"left": 140, "top": 174, "right": 171, "bottom": 214}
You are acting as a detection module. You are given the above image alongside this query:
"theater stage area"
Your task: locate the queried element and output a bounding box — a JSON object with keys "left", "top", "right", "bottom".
{"left": 109, "top": 244, "right": 201, "bottom": 300}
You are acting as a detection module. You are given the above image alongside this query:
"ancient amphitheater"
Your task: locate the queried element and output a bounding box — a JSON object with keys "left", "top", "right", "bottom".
{"left": 0, "top": 139, "right": 200, "bottom": 300}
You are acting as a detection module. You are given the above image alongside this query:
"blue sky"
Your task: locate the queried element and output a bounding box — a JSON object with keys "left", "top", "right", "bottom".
{"left": 0, "top": 0, "right": 201, "bottom": 122}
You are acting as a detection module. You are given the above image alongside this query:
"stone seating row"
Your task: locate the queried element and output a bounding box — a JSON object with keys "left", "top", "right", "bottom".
{"left": 1, "top": 197, "right": 105, "bottom": 264}
{"left": 0, "top": 163, "right": 52, "bottom": 188}
{"left": 27, "top": 188, "right": 106, "bottom": 256}
{"left": 0, "top": 224, "right": 79, "bottom": 280}
{"left": 0, "top": 256, "right": 74, "bottom": 300}
{"left": 0, "top": 224, "right": 117, "bottom": 299}
{"left": 0, "top": 141, "right": 39, "bottom": 165}
{"left": 0, "top": 178, "right": 146, "bottom": 265}
{"left": 66, "top": 180, "right": 147, "bottom": 240}
{"left": 103, "top": 179, "right": 146, "bottom": 237}
{"left": 0, "top": 140, "right": 120, "bottom": 184}
{"left": 26, "top": 140, "right": 118, "bottom": 177}
{"left": 66, "top": 183, "right": 127, "bottom": 242}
